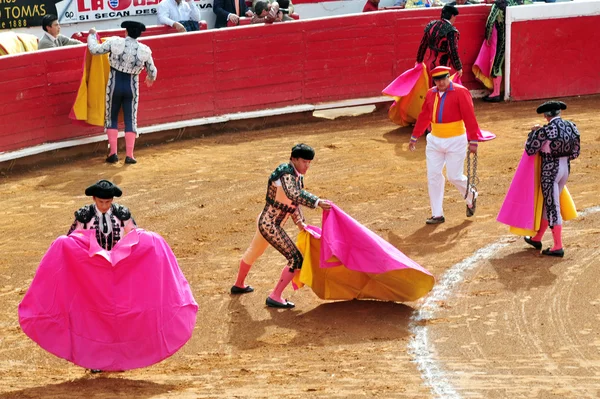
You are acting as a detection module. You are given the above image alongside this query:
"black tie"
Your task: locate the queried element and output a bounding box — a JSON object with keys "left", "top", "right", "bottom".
{"left": 102, "top": 213, "right": 108, "bottom": 234}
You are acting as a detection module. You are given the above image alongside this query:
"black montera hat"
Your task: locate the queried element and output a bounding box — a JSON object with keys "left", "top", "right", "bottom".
{"left": 85, "top": 180, "right": 122, "bottom": 199}
{"left": 121, "top": 20, "right": 146, "bottom": 32}
{"left": 291, "top": 143, "right": 315, "bottom": 160}
{"left": 536, "top": 100, "right": 567, "bottom": 114}
{"left": 443, "top": 4, "right": 459, "bottom": 16}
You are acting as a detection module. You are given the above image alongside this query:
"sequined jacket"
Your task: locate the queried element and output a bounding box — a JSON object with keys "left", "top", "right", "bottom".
{"left": 67, "top": 204, "right": 136, "bottom": 250}
{"left": 416, "top": 19, "right": 462, "bottom": 72}
{"left": 265, "top": 163, "right": 319, "bottom": 225}
{"left": 525, "top": 118, "right": 581, "bottom": 162}
{"left": 87, "top": 35, "right": 158, "bottom": 80}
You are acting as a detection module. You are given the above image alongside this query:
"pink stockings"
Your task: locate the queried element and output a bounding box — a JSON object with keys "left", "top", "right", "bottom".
{"left": 533, "top": 218, "right": 563, "bottom": 250}
{"left": 125, "top": 132, "right": 136, "bottom": 159}
{"left": 490, "top": 76, "right": 502, "bottom": 97}
{"left": 268, "top": 266, "right": 296, "bottom": 304}
{"left": 234, "top": 260, "right": 252, "bottom": 289}
{"left": 107, "top": 129, "right": 118, "bottom": 155}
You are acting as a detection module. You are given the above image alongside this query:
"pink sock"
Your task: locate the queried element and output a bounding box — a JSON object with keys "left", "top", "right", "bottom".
{"left": 551, "top": 225, "right": 563, "bottom": 250}
{"left": 490, "top": 76, "right": 502, "bottom": 97}
{"left": 269, "top": 266, "right": 295, "bottom": 303}
{"left": 125, "top": 132, "right": 136, "bottom": 158}
{"left": 234, "top": 260, "right": 252, "bottom": 288}
{"left": 532, "top": 218, "right": 549, "bottom": 241}
{"left": 107, "top": 129, "right": 118, "bottom": 155}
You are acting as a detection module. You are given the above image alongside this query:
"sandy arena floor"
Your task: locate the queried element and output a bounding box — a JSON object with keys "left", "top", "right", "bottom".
{"left": 0, "top": 96, "right": 599, "bottom": 399}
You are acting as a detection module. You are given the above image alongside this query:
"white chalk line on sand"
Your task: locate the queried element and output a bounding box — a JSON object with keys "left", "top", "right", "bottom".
{"left": 407, "top": 206, "right": 600, "bottom": 399}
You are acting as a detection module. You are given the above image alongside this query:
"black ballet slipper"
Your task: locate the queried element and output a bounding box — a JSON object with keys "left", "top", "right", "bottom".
{"left": 266, "top": 297, "right": 295, "bottom": 309}
{"left": 524, "top": 236, "right": 542, "bottom": 250}
{"left": 466, "top": 197, "right": 477, "bottom": 217}
{"left": 105, "top": 154, "right": 118, "bottom": 164}
{"left": 541, "top": 248, "right": 564, "bottom": 258}
{"left": 230, "top": 285, "right": 254, "bottom": 294}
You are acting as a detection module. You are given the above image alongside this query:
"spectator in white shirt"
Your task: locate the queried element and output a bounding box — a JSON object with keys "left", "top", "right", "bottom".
{"left": 157, "top": 0, "right": 201, "bottom": 33}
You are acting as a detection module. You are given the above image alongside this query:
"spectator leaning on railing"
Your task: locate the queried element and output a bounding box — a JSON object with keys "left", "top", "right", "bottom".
{"left": 38, "top": 14, "right": 83, "bottom": 50}
{"left": 157, "top": 0, "right": 201, "bottom": 32}
{"left": 253, "top": 0, "right": 295, "bottom": 20}
{"left": 252, "top": 1, "right": 282, "bottom": 23}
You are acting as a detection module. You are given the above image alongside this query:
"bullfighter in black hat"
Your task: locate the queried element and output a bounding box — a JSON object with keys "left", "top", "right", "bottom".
{"left": 87, "top": 21, "right": 157, "bottom": 165}
{"left": 523, "top": 101, "right": 580, "bottom": 257}
{"left": 416, "top": 4, "right": 463, "bottom": 80}
{"left": 67, "top": 180, "right": 137, "bottom": 250}
{"left": 231, "top": 144, "right": 332, "bottom": 309}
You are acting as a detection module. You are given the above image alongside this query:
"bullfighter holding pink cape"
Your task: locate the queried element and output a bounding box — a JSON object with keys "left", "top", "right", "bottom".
{"left": 18, "top": 180, "right": 198, "bottom": 372}
{"left": 497, "top": 101, "right": 580, "bottom": 257}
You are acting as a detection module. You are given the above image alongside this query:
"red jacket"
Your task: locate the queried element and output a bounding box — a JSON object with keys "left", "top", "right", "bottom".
{"left": 412, "top": 82, "right": 480, "bottom": 142}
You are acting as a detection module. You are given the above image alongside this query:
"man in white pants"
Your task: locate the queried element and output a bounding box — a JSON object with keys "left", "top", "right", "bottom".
{"left": 408, "top": 66, "right": 480, "bottom": 224}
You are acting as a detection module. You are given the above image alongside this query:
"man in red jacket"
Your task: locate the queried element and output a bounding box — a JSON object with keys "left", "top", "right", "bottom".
{"left": 408, "top": 66, "right": 480, "bottom": 224}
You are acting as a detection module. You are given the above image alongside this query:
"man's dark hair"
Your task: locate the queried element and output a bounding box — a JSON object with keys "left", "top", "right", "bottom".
{"left": 42, "top": 14, "right": 58, "bottom": 32}
{"left": 254, "top": 0, "right": 269, "bottom": 15}
{"left": 441, "top": 4, "right": 459, "bottom": 20}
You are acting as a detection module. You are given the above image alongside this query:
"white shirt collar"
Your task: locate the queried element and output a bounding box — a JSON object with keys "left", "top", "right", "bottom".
{"left": 549, "top": 116, "right": 561, "bottom": 122}
{"left": 44, "top": 31, "right": 58, "bottom": 43}
{"left": 96, "top": 206, "right": 113, "bottom": 217}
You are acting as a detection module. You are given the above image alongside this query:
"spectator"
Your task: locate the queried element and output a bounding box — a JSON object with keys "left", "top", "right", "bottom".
{"left": 253, "top": 0, "right": 295, "bottom": 18}
{"left": 214, "top": 0, "right": 254, "bottom": 28}
{"left": 363, "top": 0, "right": 380, "bottom": 12}
{"left": 405, "top": 0, "right": 443, "bottom": 8}
{"left": 392, "top": 0, "right": 407, "bottom": 7}
{"left": 38, "top": 14, "right": 83, "bottom": 50}
{"left": 416, "top": 4, "right": 462, "bottom": 78}
{"left": 447, "top": 0, "right": 473, "bottom": 4}
{"left": 252, "top": 1, "right": 282, "bottom": 23}
{"left": 157, "top": 0, "right": 201, "bottom": 32}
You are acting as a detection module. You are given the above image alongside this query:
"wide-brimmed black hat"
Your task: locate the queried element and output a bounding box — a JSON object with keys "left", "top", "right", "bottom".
{"left": 536, "top": 100, "right": 567, "bottom": 114}
{"left": 291, "top": 143, "right": 315, "bottom": 160}
{"left": 121, "top": 20, "right": 146, "bottom": 32}
{"left": 85, "top": 180, "right": 122, "bottom": 199}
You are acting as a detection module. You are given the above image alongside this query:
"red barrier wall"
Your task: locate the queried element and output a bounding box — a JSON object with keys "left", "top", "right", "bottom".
{"left": 0, "top": 6, "right": 490, "bottom": 154}
{"left": 510, "top": 15, "right": 600, "bottom": 101}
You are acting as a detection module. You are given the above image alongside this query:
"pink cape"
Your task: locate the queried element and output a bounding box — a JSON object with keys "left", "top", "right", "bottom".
{"left": 18, "top": 229, "right": 198, "bottom": 371}
{"left": 472, "top": 25, "right": 498, "bottom": 90}
{"left": 321, "top": 205, "right": 431, "bottom": 276}
{"left": 382, "top": 63, "right": 425, "bottom": 98}
{"left": 497, "top": 150, "right": 537, "bottom": 229}
{"left": 294, "top": 205, "right": 435, "bottom": 302}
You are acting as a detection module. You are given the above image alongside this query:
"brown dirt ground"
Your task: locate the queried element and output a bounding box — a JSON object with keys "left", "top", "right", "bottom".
{"left": 0, "top": 95, "right": 599, "bottom": 399}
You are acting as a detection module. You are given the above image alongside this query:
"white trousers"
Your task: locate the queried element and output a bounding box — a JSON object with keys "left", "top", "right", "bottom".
{"left": 425, "top": 133, "right": 475, "bottom": 217}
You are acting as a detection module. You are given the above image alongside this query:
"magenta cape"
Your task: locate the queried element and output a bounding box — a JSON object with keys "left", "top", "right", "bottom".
{"left": 295, "top": 205, "right": 435, "bottom": 302}
{"left": 18, "top": 229, "right": 198, "bottom": 371}
{"left": 496, "top": 151, "right": 577, "bottom": 235}
{"left": 472, "top": 25, "right": 498, "bottom": 90}
{"left": 497, "top": 150, "right": 538, "bottom": 229}
{"left": 382, "top": 63, "right": 429, "bottom": 127}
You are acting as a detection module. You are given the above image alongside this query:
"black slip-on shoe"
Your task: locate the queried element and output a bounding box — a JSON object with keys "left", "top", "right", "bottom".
{"left": 266, "top": 297, "right": 295, "bottom": 309}
{"left": 542, "top": 248, "right": 564, "bottom": 258}
{"left": 125, "top": 156, "right": 137, "bottom": 164}
{"left": 230, "top": 285, "right": 254, "bottom": 294}
{"left": 426, "top": 216, "right": 445, "bottom": 225}
{"left": 105, "top": 154, "right": 118, "bottom": 164}
{"left": 524, "top": 236, "right": 543, "bottom": 250}
{"left": 482, "top": 95, "right": 501, "bottom": 103}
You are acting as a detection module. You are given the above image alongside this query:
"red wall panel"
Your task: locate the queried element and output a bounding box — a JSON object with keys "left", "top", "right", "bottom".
{"left": 510, "top": 15, "right": 600, "bottom": 101}
{"left": 0, "top": 6, "right": 490, "bottom": 154}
